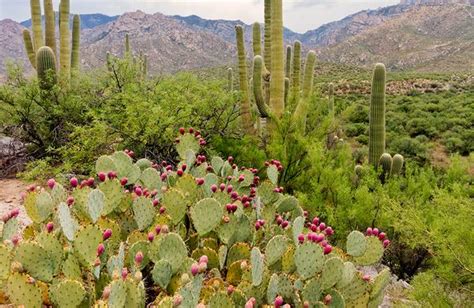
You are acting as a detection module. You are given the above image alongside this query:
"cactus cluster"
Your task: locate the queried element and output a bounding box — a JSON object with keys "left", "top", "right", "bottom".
{"left": 22, "top": 0, "right": 81, "bottom": 88}
{"left": 106, "top": 35, "right": 148, "bottom": 79}
{"left": 235, "top": 0, "right": 317, "bottom": 136}
{"left": 0, "top": 128, "right": 391, "bottom": 307}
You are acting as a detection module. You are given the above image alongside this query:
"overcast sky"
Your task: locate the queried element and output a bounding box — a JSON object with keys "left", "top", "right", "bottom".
{"left": 0, "top": 0, "right": 399, "bottom": 33}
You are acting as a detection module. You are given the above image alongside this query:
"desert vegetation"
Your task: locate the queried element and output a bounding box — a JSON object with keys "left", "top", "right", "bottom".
{"left": 0, "top": 0, "right": 472, "bottom": 307}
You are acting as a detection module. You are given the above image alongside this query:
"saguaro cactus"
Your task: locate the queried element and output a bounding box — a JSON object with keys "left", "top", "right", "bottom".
{"left": 36, "top": 46, "right": 57, "bottom": 90}
{"left": 368, "top": 63, "right": 386, "bottom": 167}
{"left": 30, "top": 0, "right": 43, "bottom": 51}
{"left": 328, "top": 83, "right": 335, "bottom": 114}
{"left": 227, "top": 68, "right": 234, "bottom": 92}
{"left": 235, "top": 26, "right": 254, "bottom": 134}
{"left": 59, "top": 0, "right": 71, "bottom": 82}
{"left": 71, "top": 15, "right": 81, "bottom": 73}
{"left": 252, "top": 23, "right": 262, "bottom": 57}
{"left": 292, "top": 41, "right": 302, "bottom": 99}
{"left": 269, "top": 0, "right": 285, "bottom": 118}
{"left": 285, "top": 45, "right": 292, "bottom": 78}
{"left": 264, "top": 0, "right": 272, "bottom": 70}
{"left": 125, "top": 34, "right": 131, "bottom": 57}
{"left": 44, "top": 0, "right": 56, "bottom": 55}
{"left": 23, "top": 30, "right": 36, "bottom": 69}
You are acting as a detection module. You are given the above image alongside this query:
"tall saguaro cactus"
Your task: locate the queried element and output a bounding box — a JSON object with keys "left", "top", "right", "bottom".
{"left": 36, "top": 46, "right": 57, "bottom": 90}
{"left": 292, "top": 41, "right": 302, "bottom": 99}
{"left": 264, "top": 0, "right": 272, "bottom": 70}
{"left": 368, "top": 63, "right": 386, "bottom": 166}
{"left": 269, "top": 0, "right": 285, "bottom": 118}
{"left": 30, "top": 0, "right": 44, "bottom": 51}
{"left": 44, "top": 0, "right": 56, "bottom": 55}
{"left": 252, "top": 23, "right": 262, "bottom": 57}
{"left": 23, "top": 30, "right": 36, "bottom": 69}
{"left": 235, "top": 26, "right": 254, "bottom": 134}
{"left": 59, "top": 0, "right": 71, "bottom": 82}
{"left": 71, "top": 15, "right": 81, "bottom": 73}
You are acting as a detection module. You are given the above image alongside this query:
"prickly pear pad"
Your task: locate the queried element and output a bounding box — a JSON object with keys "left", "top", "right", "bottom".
{"left": 353, "top": 236, "right": 384, "bottom": 265}
{"left": 251, "top": 247, "right": 264, "bottom": 286}
{"left": 346, "top": 230, "right": 367, "bottom": 257}
{"left": 162, "top": 189, "right": 187, "bottom": 225}
{"left": 152, "top": 259, "right": 173, "bottom": 289}
{"left": 15, "top": 241, "right": 54, "bottom": 282}
{"left": 74, "top": 225, "right": 102, "bottom": 267}
{"left": 320, "top": 257, "right": 344, "bottom": 290}
{"left": 265, "top": 235, "right": 289, "bottom": 266}
{"left": 6, "top": 273, "right": 42, "bottom": 308}
{"left": 132, "top": 196, "right": 155, "bottom": 230}
{"left": 190, "top": 198, "right": 222, "bottom": 235}
{"left": 295, "top": 242, "right": 324, "bottom": 279}
{"left": 158, "top": 232, "right": 187, "bottom": 273}
{"left": 50, "top": 279, "right": 86, "bottom": 307}
{"left": 0, "top": 244, "right": 11, "bottom": 280}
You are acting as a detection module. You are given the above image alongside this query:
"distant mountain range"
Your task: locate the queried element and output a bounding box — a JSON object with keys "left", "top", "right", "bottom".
{"left": 0, "top": 0, "right": 472, "bottom": 76}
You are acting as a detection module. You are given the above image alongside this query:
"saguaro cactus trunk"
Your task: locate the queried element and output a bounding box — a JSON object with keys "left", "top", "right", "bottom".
{"left": 59, "top": 0, "right": 71, "bottom": 83}
{"left": 71, "top": 15, "right": 81, "bottom": 73}
{"left": 44, "top": 0, "right": 56, "bottom": 55}
{"left": 23, "top": 30, "right": 36, "bottom": 68}
{"left": 235, "top": 26, "right": 254, "bottom": 134}
{"left": 36, "top": 46, "right": 57, "bottom": 90}
{"left": 30, "top": 0, "right": 43, "bottom": 51}
{"left": 368, "top": 63, "right": 386, "bottom": 166}
{"left": 264, "top": 0, "right": 272, "bottom": 70}
{"left": 269, "top": 0, "right": 285, "bottom": 118}
{"left": 291, "top": 41, "right": 301, "bottom": 100}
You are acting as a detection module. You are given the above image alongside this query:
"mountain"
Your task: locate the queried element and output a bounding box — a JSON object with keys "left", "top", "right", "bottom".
{"left": 318, "top": 4, "right": 474, "bottom": 71}
{"left": 0, "top": 1, "right": 472, "bottom": 76}
{"left": 20, "top": 13, "right": 118, "bottom": 30}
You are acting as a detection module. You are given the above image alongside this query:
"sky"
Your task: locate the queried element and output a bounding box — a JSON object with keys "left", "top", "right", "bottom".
{"left": 0, "top": 0, "right": 399, "bottom": 33}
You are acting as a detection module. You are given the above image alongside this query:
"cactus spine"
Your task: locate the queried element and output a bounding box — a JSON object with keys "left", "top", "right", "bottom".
{"left": 264, "top": 0, "right": 272, "bottom": 70}
{"left": 36, "top": 46, "right": 57, "bottom": 90}
{"left": 235, "top": 26, "right": 254, "bottom": 134}
{"left": 292, "top": 41, "right": 302, "bottom": 100}
{"left": 269, "top": 0, "right": 285, "bottom": 117}
{"left": 71, "top": 15, "right": 81, "bottom": 73}
{"left": 252, "top": 23, "right": 262, "bottom": 57}
{"left": 23, "top": 30, "right": 36, "bottom": 69}
{"left": 30, "top": 0, "right": 43, "bottom": 51}
{"left": 59, "top": 0, "right": 71, "bottom": 83}
{"left": 368, "top": 63, "right": 386, "bottom": 167}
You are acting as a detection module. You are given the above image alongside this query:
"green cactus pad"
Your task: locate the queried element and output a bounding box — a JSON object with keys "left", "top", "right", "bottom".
{"left": 62, "top": 253, "right": 81, "bottom": 280}
{"left": 218, "top": 245, "right": 228, "bottom": 270}
{"left": 191, "top": 247, "right": 219, "bottom": 269}
{"left": 251, "top": 247, "right": 264, "bottom": 286}
{"left": 190, "top": 198, "right": 222, "bottom": 235}
{"left": 302, "top": 277, "right": 322, "bottom": 304}
{"left": 58, "top": 202, "right": 78, "bottom": 241}
{"left": 2, "top": 217, "right": 19, "bottom": 241}
{"left": 176, "top": 133, "right": 200, "bottom": 159}
{"left": 176, "top": 175, "right": 202, "bottom": 203}
{"left": 282, "top": 245, "right": 296, "bottom": 273}
{"left": 51, "top": 183, "right": 68, "bottom": 205}
{"left": 127, "top": 240, "right": 150, "bottom": 269}
{"left": 99, "top": 179, "right": 123, "bottom": 215}
{"left": 72, "top": 187, "right": 92, "bottom": 221}
{"left": 220, "top": 160, "right": 233, "bottom": 177}
{"left": 15, "top": 241, "right": 54, "bottom": 282}
{"left": 346, "top": 231, "right": 367, "bottom": 257}
{"left": 132, "top": 196, "right": 155, "bottom": 231}
{"left": 109, "top": 279, "right": 127, "bottom": 307}
{"left": 6, "top": 273, "right": 42, "bottom": 308}
{"left": 161, "top": 189, "right": 187, "bottom": 225}
{"left": 209, "top": 291, "right": 234, "bottom": 307}
{"left": 140, "top": 167, "right": 162, "bottom": 191}
{"left": 50, "top": 279, "right": 86, "bottom": 308}
{"left": 211, "top": 156, "right": 224, "bottom": 174}
{"left": 238, "top": 169, "right": 255, "bottom": 187}
{"left": 295, "top": 242, "right": 324, "bottom": 279}
{"left": 278, "top": 274, "right": 295, "bottom": 301}
{"left": 217, "top": 214, "right": 251, "bottom": 246}
{"left": 88, "top": 189, "right": 105, "bottom": 223}
{"left": 157, "top": 233, "right": 187, "bottom": 273}
{"left": 231, "top": 288, "right": 246, "bottom": 307}
{"left": 227, "top": 242, "right": 251, "bottom": 266}
{"left": 340, "top": 274, "right": 370, "bottom": 302}
{"left": 107, "top": 242, "right": 125, "bottom": 278}
{"left": 227, "top": 260, "right": 244, "bottom": 285}
{"left": 0, "top": 244, "right": 11, "bottom": 279}
{"left": 328, "top": 289, "right": 345, "bottom": 308}
{"left": 265, "top": 235, "right": 289, "bottom": 266}
{"left": 353, "top": 236, "right": 384, "bottom": 266}
{"left": 74, "top": 225, "right": 102, "bottom": 267}
{"left": 346, "top": 291, "right": 370, "bottom": 308}
{"left": 258, "top": 180, "right": 279, "bottom": 205}
{"left": 267, "top": 164, "right": 279, "bottom": 185}
{"left": 125, "top": 280, "right": 146, "bottom": 307}
{"left": 275, "top": 196, "right": 298, "bottom": 212}
{"left": 36, "top": 232, "right": 63, "bottom": 275}
{"left": 36, "top": 190, "right": 54, "bottom": 222}
{"left": 180, "top": 275, "right": 203, "bottom": 308}
{"left": 320, "top": 257, "right": 344, "bottom": 290}
{"left": 368, "top": 291, "right": 384, "bottom": 308}
{"left": 136, "top": 158, "right": 152, "bottom": 171}
{"left": 203, "top": 173, "right": 219, "bottom": 196}
{"left": 96, "top": 155, "right": 116, "bottom": 174}
{"left": 112, "top": 151, "right": 132, "bottom": 174}
{"left": 336, "top": 261, "right": 356, "bottom": 289}
{"left": 292, "top": 216, "right": 305, "bottom": 245}
{"left": 24, "top": 192, "right": 41, "bottom": 222}
{"left": 151, "top": 260, "right": 173, "bottom": 289}
{"left": 370, "top": 267, "right": 390, "bottom": 299}
{"left": 267, "top": 273, "right": 279, "bottom": 303}
{"left": 202, "top": 237, "right": 219, "bottom": 251}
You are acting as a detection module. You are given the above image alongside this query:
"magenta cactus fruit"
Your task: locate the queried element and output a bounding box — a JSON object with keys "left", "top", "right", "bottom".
{"left": 210, "top": 184, "right": 218, "bottom": 193}
{"left": 383, "top": 239, "right": 391, "bottom": 248}
{"left": 70, "top": 177, "right": 78, "bottom": 187}
{"left": 173, "top": 294, "right": 183, "bottom": 306}
{"left": 107, "top": 171, "right": 117, "bottom": 179}
{"left": 199, "top": 255, "right": 208, "bottom": 264}
{"left": 298, "top": 234, "right": 305, "bottom": 244}
{"left": 135, "top": 251, "right": 144, "bottom": 264}
{"left": 102, "top": 286, "right": 111, "bottom": 299}
{"left": 319, "top": 222, "right": 326, "bottom": 231}
{"left": 323, "top": 244, "right": 332, "bottom": 255}
{"left": 147, "top": 232, "right": 155, "bottom": 242}
{"left": 281, "top": 220, "right": 289, "bottom": 229}
{"left": 134, "top": 187, "right": 143, "bottom": 196}
{"left": 366, "top": 227, "right": 373, "bottom": 236}
{"left": 325, "top": 227, "right": 334, "bottom": 236}
{"left": 47, "top": 178, "right": 56, "bottom": 189}
{"left": 363, "top": 274, "right": 371, "bottom": 281}
{"left": 195, "top": 178, "right": 204, "bottom": 185}
{"left": 179, "top": 127, "right": 185, "bottom": 135}
{"left": 155, "top": 225, "right": 161, "bottom": 234}
{"left": 323, "top": 294, "right": 332, "bottom": 305}
{"left": 198, "top": 262, "right": 207, "bottom": 273}
{"left": 378, "top": 232, "right": 386, "bottom": 240}
{"left": 10, "top": 208, "right": 19, "bottom": 218}
{"left": 191, "top": 263, "right": 199, "bottom": 276}
{"left": 177, "top": 169, "right": 184, "bottom": 177}
{"left": 46, "top": 222, "right": 54, "bottom": 233}
{"left": 103, "top": 229, "right": 112, "bottom": 240}
{"left": 97, "top": 243, "right": 105, "bottom": 256}
{"left": 121, "top": 268, "right": 128, "bottom": 280}
{"left": 159, "top": 206, "right": 166, "bottom": 214}
{"left": 120, "top": 177, "right": 128, "bottom": 186}
{"left": 274, "top": 295, "right": 284, "bottom": 307}
{"left": 372, "top": 228, "right": 380, "bottom": 236}
{"left": 67, "top": 196, "right": 74, "bottom": 206}
{"left": 98, "top": 172, "right": 106, "bottom": 182}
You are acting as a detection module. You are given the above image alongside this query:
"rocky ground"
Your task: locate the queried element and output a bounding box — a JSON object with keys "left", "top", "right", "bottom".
{"left": 0, "top": 178, "right": 31, "bottom": 227}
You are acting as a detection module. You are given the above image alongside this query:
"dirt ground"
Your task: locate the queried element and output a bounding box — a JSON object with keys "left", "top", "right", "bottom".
{"left": 0, "top": 178, "right": 31, "bottom": 226}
